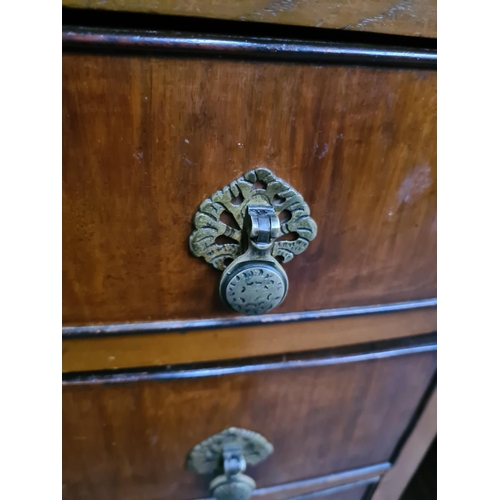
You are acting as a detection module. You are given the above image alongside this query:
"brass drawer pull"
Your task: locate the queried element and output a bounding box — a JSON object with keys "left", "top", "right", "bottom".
{"left": 186, "top": 427, "right": 274, "bottom": 500}
{"left": 189, "top": 168, "right": 317, "bottom": 315}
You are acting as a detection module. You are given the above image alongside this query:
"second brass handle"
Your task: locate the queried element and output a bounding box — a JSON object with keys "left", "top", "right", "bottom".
{"left": 186, "top": 427, "right": 274, "bottom": 500}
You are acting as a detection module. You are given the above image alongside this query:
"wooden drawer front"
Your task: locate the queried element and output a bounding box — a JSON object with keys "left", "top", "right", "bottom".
{"left": 62, "top": 54, "right": 436, "bottom": 326}
{"left": 62, "top": 346, "right": 436, "bottom": 500}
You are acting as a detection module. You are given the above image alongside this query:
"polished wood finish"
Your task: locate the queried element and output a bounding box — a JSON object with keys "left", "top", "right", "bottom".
{"left": 372, "top": 388, "right": 436, "bottom": 500}
{"left": 253, "top": 463, "right": 389, "bottom": 500}
{"left": 62, "top": 0, "right": 437, "bottom": 38}
{"left": 62, "top": 346, "right": 436, "bottom": 500}
{"left": 63, "top": 54, "right": 436, "bottom": 326}
{"left": 62, "top": 306, "right": 436, "bottom": 372}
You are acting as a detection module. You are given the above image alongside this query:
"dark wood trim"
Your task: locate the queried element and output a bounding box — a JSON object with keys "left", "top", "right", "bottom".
{"left": 400, "top": 438, "right": 436, "bottom": 500}
{"left": 276, "top": 477, "right": 379, "bottom": 500}
{"left": 62, "top": 343, "right": 436, "bottom": 385}
{"left": 390, "top": 373, "right": 437, "bottom": 464}
{"left": 62, "top": 26, "right": 436, "bottom": 69}
{"left": 252, "top": 463, "right": 390, "bottom": 500}
{"left": 62, "top": 298, "right": 437, "bottom": 339}
{"left": 371, "top": 388, "right": 437, "bottom": 500}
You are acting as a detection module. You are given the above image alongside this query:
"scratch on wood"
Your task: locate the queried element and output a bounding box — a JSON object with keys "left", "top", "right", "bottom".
{"left": 397, "top": 164, "right": 432, "bottom": 206}
{"left": 344, "top": 0, "right": 414, "bottom": 30}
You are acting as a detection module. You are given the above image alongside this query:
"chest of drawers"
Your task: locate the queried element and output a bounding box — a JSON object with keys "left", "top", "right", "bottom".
{"left": 62, "top": 3, "right": 437, "bottom": 499}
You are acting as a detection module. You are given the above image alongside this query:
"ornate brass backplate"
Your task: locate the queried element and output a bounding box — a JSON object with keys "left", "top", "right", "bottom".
{"left": 186, "top": 427, "right": 274, "bottom": 474}
{"left": 186, "top": 427, "right": 274, "bottom": 500}
{"left": 189, "top": 168, "right": 317, "bottom": 315}
{"left": 189, "top": 168, "right": 317, "bottom": 269}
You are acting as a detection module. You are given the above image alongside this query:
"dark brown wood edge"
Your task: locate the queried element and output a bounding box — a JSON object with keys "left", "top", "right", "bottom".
{"left": 62, "top": 26, "right": 437, "bottom": 69}
{"left": 62, "top": 299, "right": 437, "bottom": 339}
{"left": 196, "top": 463, "right": 388, "bottom": 500}
{"left": 371, "top": 387, "right": 437, "bottom": 500}
{"left": 62, "top": 343, "right": 436, "bottom": 385}
{"left": 199, "top": 478, "right": 380, "bottom": 500}
{"left": 364, "top": 481, "right": 381, "bottom": 500}
{"left": 251, "top": 463, "right": 390, "bottom": 500}
{"left": 389, "top": 371, "right": 436, "bottom": 464}
{"left": 279, "top": 477, "right": 379, "bottom": 500}
{"left": 399, "top": 438, "right": 436, "bottom": 499}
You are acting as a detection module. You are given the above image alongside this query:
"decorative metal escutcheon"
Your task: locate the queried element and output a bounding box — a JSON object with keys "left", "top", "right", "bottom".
{"left": 186, "top": 427, "right": 274, "bottom": 500}
{"left": 189, "top": 168, "right": 317, "bottom": 315}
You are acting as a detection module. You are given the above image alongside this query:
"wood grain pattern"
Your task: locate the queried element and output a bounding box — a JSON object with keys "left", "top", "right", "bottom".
{"left": 63, "top": 54, "right": 436, "bottom": 326}
{"left": 252, "top": 463, "right": 389, "bottom": 500}
{"left": 371, "top": 388, "right": 436, "bottom": 500}
{"left": 62, "top": 347, "right": 436, "bottom": 500}
{"left": 62, "top": 0, "right": 437, "bottom": 38}
{"left": 62, "top": 306, "right": 436, "bottom": 372}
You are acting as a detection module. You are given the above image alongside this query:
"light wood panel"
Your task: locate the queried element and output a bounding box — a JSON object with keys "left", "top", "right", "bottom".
{"left": 62, "top": 306, "right": 436, "bottom": 372}
{"left": 62, "top": 0, "right": 437, "bottom": 38}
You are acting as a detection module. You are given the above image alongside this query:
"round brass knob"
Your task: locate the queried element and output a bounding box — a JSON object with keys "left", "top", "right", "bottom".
{"left": 210, "top": 473, "right": 256, "bottom": 500}
{"left": 220, "top": 259, "right": 288, "bottom": 315}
